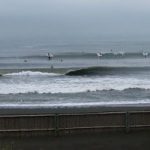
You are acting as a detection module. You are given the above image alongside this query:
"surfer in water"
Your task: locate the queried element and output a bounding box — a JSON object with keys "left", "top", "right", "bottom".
{"left": 142, "top": 52, "right": 148, "bottom": 58}
{"left": 47, "top": 53, "right": 54, "bottom": 60}
{"left": 97, "top": 52, "right": 102, "bottom": 58}
{"left": 51, "top": 65, "right": 54, "bottom": 70}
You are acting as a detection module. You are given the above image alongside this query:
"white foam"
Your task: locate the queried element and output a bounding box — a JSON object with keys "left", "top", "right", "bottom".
{"left": 5, "top": 71, "right": 60, "bottom": 76}
{"left": 1, "top": 76, "right": 150, "bottom": 94}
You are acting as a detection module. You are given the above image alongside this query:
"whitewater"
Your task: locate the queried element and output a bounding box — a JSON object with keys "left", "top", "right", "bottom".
{"left": 1, "top": 70, "right": 150, "bottom": 94}
{"left": 1, "top": 40, "right": 150, "bottom": 107}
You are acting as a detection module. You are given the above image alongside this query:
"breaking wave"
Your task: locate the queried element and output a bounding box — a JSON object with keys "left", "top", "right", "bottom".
{"left": 65, "top": 66, "right": 150, "bottom": 76}
{"left": 4, "top": 71, "right": 60, "bottom": 76}
{"left": 1, "top": 74, "right": 150, "bottom": 94}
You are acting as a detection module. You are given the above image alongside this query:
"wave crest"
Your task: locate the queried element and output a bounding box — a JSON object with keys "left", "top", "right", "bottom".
{"left": 4, "top": 71, "right": 60, "bottom": 76}
{"left": 65, "top": 66, "right": 149, "bottom": 76}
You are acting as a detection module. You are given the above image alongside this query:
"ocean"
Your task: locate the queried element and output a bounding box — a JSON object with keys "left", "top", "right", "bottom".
{"left": 1, "top": 40, "right": 150, "bottom": 110}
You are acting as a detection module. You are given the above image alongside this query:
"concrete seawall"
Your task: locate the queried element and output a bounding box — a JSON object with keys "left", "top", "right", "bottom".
{"left": 0, "top": 110, "right": 150, "bottom": 136}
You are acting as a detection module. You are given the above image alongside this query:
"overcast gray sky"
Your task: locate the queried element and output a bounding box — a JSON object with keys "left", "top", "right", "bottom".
{"left": 0, "top": 0, "right": 150, "bottom": 41}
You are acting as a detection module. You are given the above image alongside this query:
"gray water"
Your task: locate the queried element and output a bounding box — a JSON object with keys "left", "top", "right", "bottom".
{"left": 1, "top": 40, "right": 150, "bottom": 108}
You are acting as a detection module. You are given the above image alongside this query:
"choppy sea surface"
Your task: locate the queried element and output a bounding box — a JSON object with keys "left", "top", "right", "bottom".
{"left": 1, "top": 40, "right": 150, "bottom": 108}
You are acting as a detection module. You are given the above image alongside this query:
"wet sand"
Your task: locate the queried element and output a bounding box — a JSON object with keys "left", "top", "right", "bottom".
{"left": 0, "top": 104, "right": 150, "bottom": 115}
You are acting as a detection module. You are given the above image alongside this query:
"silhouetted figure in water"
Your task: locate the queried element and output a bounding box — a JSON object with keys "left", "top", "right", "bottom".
{"left": 47, "top": 53, "right": 54, "bottom": 60}
{"left": 51, "top": 65, "right": 54, "bottom": 70}
{"left": 142, "top": 52, "right": 148, "bottom": 58}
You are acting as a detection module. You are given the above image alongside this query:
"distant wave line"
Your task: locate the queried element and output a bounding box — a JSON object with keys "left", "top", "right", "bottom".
{"left": 0, "top": 51, "right": 150, "bottom": 60}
